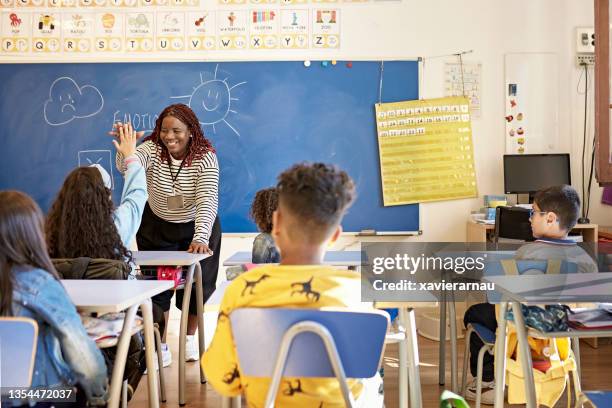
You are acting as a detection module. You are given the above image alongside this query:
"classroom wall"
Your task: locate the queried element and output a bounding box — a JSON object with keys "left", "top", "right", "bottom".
{"left": 5, "top": 1, "right": 608, "bottom": 264}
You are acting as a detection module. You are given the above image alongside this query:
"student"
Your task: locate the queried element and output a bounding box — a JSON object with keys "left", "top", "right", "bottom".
{"left": 0, "top": 191, "right": 107, "bottom": 406}
{"left": 113, "top": 103, "right": 221, "bottom": 363}
{"left": 250, "top": 187, "right": 280, "bottom": 263}
{"left": 204, "top": 162, "right": 382, "bottom": 407}
{"left": 47, "top": 122, "right": 147, "bottom": 262}
{"left": 463, "top": 184, "right": 596, "bottom": 405}
{"left": 45, "top": 123, "right": 152, "bottom": 393}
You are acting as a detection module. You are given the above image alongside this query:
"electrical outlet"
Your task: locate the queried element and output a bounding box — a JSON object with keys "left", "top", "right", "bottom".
{"left": 576, "top": 27, "right": 595, "bottom": 53}
{"left": 576, "top": 54, "right": 595, "bottom": 66}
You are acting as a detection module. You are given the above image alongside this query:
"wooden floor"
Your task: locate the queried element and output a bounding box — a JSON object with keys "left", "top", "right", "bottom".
{"left": 130, "top": 327, "right": 612, "bottom": 408}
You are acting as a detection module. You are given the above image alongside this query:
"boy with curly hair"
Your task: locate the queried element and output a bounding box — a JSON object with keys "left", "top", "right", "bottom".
{"left": 204, "top": 162, "right": 382, "bottom": 407}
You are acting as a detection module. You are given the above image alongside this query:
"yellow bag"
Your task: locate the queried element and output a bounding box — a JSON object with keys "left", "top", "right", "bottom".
{"left": 504, "top": 331, "right": 576, "bottom": 407}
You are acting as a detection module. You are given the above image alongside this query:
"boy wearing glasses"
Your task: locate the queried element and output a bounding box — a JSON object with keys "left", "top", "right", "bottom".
{"left": 463, "top": 184, "right": 597, "bottom": 404}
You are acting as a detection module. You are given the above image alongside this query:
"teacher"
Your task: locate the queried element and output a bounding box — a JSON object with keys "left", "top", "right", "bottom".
{"left": 114, "top": 103, "right": 221, "bottom": 364}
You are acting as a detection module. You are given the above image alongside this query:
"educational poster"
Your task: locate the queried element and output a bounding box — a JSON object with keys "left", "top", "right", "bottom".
{"left": 504, "top": 53, "right": 558, "bottom": 154}
{"left": 1, "top": 10, "right": 30, "bottom": 51}
{"left": 0, "top": 0, "right": 15, "bottom": 7}
{"left": 312, "top": 0, "right": 338, "bottom": 3}
{"left": 251, "top": 0, "right": 277, "bottom": 4}
{"left": 444, "top": 62, "right": 481, "bottom": 117}
{"left": 62, "top": 12, "right": 94, "bottom": 52}
{"left": 124, "top": 11, "right": 153, "bottom": 51}
{"left": 311, "top": 8, "right": 338, "bottom": 48}
{"left": 155, "top": 11, "right": 185, "bottom": 51}
{"left": 186, "top": 11, "right": 215, "bottom": 50}
{"left": 31, "top": 12, "right": 60, "bottom": 52}
{"left": 94, "top": 11, "right": 123, "bottom": 52}
{"left": 375, "top": 96, "right": 478, "bottom": 206}
{"left": 217, "top": 0, "right": 244, "bottom": 6}
{"left": 249, "top": 9, "right": 277, "bottom": 49}
{"left": 279, "top": 9, "right": 307, "bottom": 48}
{"left": 217, "top": 9, "right": 246, "bottom": 50}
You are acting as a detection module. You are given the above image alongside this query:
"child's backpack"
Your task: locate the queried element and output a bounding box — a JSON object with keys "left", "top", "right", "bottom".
{"left": 52, "top": 257, "right": 130, "bottom": 280}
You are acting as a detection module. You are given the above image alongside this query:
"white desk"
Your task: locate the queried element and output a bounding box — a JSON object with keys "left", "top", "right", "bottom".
{"left": 62, "top": 279, "right": 173, "bottom": 408}
{"left": 132, "top": 251, "right": 210, "bottom": 407}
{"left": 485, "top": 273, "right": 612, "bottom": 408}
{"left": 223, "top": 251, "right": 363, "bottom": 267}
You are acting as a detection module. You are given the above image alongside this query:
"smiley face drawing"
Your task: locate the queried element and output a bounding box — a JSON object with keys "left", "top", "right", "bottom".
{"left": 170, "top": 64, "right": 246, "bottom": 136}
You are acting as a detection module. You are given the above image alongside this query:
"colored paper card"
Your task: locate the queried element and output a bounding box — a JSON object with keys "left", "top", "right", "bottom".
{"left": 62, "top": 12, "right": 94, "bottom": 52}
{"left": 251, "top": 0, "right": 276, "bottom": 4}
{"left": 94, "top": 11, "right": 123, "bottom": 52}
{"left": 375, "top": 96, "right": 478, "bottom": 205}
{"left": 156, "top": 11, "right": 185, "bottom": 51}
{"left": 280, "top": 9, "right": 307, "bottom": 48}
{"left": 249, "top": 9, "right": 278, "bottom": 49}
{"left": 312, "top": 0, "right": 338, "bottom": 3}
{"left": 125, "top": 11, "right": 154, "bottom": 52}
{"left": 218, "top": 0, "right": 244, "bottom": 5}
{"left": 312, "top": 8, "right": 338, "bottom": 48}
{"left": 187, "top": 11, "right": 216, "bottom": 51}
{"left": 0, "top": 0, "right": 15, "bottom": 7}
{"left": 1, "top": 11, "right": 30, "bottom": 52}
{"left": 32, "top": 12, "right": 61, "bottom": 53}
{"left": 217, "top": 10, "right": 247, "bottom": 50}
{"left": 15, "top": 0, "right": 45, "bottom": 7}
{"left": 280, "top": 0, "right": 307, "bottom": 5}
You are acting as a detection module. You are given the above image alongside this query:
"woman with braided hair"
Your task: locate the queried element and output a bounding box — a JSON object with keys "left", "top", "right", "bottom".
{"left": 113, "top": 103, "right": 221, "bottom": 365}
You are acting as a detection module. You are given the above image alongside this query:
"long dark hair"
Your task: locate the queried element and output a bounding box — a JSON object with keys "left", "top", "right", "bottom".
{"left": 144, "top": 103, "right": 215, "bottom": 166}
{"left": 46, "top": 167, "right": 132, "bottom": 263}
{"left": 0, "top": 191, "right": 59, "bottom": 316}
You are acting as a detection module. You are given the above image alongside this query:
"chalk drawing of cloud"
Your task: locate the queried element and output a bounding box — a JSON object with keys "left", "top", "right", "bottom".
{"left": 44, "top": 77, "right": 104, "bottom": 126}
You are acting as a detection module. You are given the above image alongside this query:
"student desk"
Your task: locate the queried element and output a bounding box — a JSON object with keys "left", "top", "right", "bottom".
{"left": 485, "top": 273, "right": 612, "bottom": 408}
{"left": 62, "top": 279, "right": 173, "bottom": 408}
{"left": 206, "top": 280, "right": 435, "bottom": 408}
{"left": 132, "top": 251, "right": 210, "bottom": 406}
{"left": 223, "top": 251, "right": 363, "bottom": 269}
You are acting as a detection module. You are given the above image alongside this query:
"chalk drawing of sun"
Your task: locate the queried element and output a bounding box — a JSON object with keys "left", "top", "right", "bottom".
{"left": 171, "top": 64, "right": 246, "bottom": 137}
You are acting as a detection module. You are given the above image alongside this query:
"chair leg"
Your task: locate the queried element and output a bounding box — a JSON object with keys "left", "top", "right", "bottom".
{"left": 154, "top": 324, "right": 166, "bottom": 403}
{"left": 121, "top": 380, "right": 128, "bottom": 408}
{"left": 461, "top": 326, "right": 474, "bottom": 395}
{"left": 475, "top": 345, "right": 488, "bottom": 408}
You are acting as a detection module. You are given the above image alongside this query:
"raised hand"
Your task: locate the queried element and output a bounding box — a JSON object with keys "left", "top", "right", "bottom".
{"left": 111, "top": 122, "right": 140, "bottom": 158}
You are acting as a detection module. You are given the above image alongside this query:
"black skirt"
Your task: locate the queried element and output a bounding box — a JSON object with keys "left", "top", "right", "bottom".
{"left": 136, "top": 203, "right": 222, "bottom": 314}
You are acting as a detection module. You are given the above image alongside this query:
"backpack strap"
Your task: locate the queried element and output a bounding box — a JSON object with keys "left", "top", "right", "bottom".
{"left": 500, "top": 259, "right": 519, "bottom": 275}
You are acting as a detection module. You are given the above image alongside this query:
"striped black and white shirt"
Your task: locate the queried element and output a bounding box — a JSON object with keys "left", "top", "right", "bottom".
{"left": 116, "top": 140, "right": 219, "bottom": 245}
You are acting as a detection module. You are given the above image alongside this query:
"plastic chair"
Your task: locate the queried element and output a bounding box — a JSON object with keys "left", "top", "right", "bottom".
{"left": 577, "top": 391, "right": 612, "bottom": 407}
{"left": 225, "top": 308, "right": 389, "bottom": 408}
{"left": 0, "top": 317, "right": 38, "bottom": 389}
{"left": 461, "top": 323, "right": 495, "bottom": 408}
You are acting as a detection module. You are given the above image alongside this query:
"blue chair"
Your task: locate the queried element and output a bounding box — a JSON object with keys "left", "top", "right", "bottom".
{"left": 578, "top": 391, "right": 612, "bottom": 407}
{"left": 461, "top": 323, "right": 495, "bottom": 408}
{"left": 226, "top": 308, "right": 389, "bottom": 408}
{"left": 0, "top": 317, "right": 38, "bottom": 389}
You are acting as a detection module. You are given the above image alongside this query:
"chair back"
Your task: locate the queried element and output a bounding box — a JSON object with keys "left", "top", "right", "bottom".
{"left": 0, "top": 317, "right": 38, "bottom": 389}
{"left": 494, "top": 206, "right": 534, "bottom": 245}
{"left": 485, "top": 259, "right": 578, "bottom": 303}
{"left": 230, "top": 308, "right": 388, "bottom": 407}
{"left": 230, "top": 308, "right": 388, "bottom": 378}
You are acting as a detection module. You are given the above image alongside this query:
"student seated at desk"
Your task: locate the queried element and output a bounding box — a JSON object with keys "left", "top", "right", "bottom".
{"left": 226, "top": 187, "right": 280, "bottom": 281}
{"left": 0, "top": 191, "right": 107, "bottom": 407}
{"left": 204, "top": 162, "right": 382, "bottom": 407}
{"left": 463, "top": 185, "right": 597, "bottom": 405}
{"left": 45, "top": 124, "right": 152, "bottom": 397}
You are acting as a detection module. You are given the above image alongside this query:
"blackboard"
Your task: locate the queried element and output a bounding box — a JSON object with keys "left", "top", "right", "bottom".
{"left": 0, "top": 61, "right": 419, "bottom": 233}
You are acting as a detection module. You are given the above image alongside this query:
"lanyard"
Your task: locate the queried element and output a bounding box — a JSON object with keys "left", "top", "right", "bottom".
{"left": 168, "top": 158, "right": 185, "bottom": 189}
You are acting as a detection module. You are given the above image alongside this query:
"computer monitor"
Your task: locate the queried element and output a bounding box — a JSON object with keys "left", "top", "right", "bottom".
{"left": 503, "top": 154, "right": 571, "bottom": 196}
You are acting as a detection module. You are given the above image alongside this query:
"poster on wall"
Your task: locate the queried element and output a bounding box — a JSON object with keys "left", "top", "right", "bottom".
{"left": 375, "top": 96, "right": 478, "bottom": 206}
{"left": 504, "top": 53, "right": 559, "bottom": 154}
{"left": 444, "top": 61, "right": 481, "bottom": 117}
